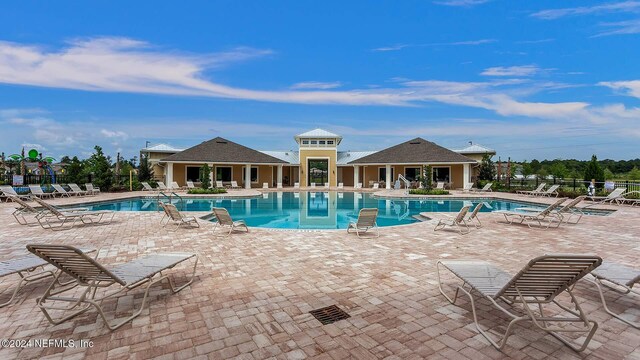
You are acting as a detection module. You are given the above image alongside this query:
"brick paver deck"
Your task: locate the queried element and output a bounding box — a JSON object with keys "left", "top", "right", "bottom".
{"left": 0, "top": 191, "right": 638, "bottom": 359}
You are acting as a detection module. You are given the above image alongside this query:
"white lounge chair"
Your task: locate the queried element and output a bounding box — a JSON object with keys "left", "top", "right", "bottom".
{"left": 7, "top": 195, "right": 45, "bottom": 225}
{"left": 310, "top": 183, "right": 316, "bottom": 189}
{"left": 0, "top": 185, "right": 31, "bottom": 201}
{"left": 52, "top": 184, "right": 72, "bottom": 197}
{"left": 170, "top": 181, "right": 185, "bottom": 191}
{"left": 338, "top": 182, "right": 344, "bottom": 189}
{"left": 586, "top": 187, "right": 626, "bottom": 206}
{"left": 27, "top": 244, "right": 197, "bottom": 330}
{"left": 537, "top": 184, "right": 560, "bottom": 197}
{"left": 462, "top": 183, "right": 473, "bottom": 192}
{"left": 158, "top": 202, "right": 198, "bottom": 230}
{"left": 615, "top": 190, "right": 640, "bottom": 207}
{"left": 85, "top": 183, "right": 101, "bottom": 195}
{"left": 372, "top": 183, "right": 379, "bottom": 189}
{"left": 464, "top": 202, "right": 483, "bottom": 228}
{"left": 230, "top": 181, "right": 240, "bottom": 190}
{"left": 263, "top": 182, "right": 269, "bottom": 189}
{"left": 588, "top": 261, "right": 639, "bottom": 328}
{"left": 469, "top": 183, "right": 492, "bottom": 192}
{"left": 216, "top": 180, "right": 224, "bottom": 188}
{"left": 68, "top": 183, "right": 88, "bottom": 196}
{"left": 32, "top": 197, "right": 114, "bottom": 230}
{"left": 355, "top": 183, "right": 363, "bottom": 189}
{"left": 436, "top": 182, "right": 445, "bottom": 190}
{"left": 498, "top": 197, "right": 567, "bottom": 229}
{"left": 431, "top": 205, "right": 472, "bottom": 235}
{"left": 28, "top": 185, "right": 54, "bottom": 198}
{"left": 294, "top": 182, "right": 300, "bottom": 189}
{"left": 141, "top": 182, "right": 155, "bottom": 191}
{"left": 347, "top": 208, "right": 379, "bottom": 238}
{"left": 437, "top": 254, "right": 602, "bottom": 351}
{"left": 517, "top": 183, "right": 546, "bottom": 196}
{"left": 211, "top": 207, "right": 249, "bottom": 235}
{"left": 157, "top": 182, "right": 168, "bottom": 191}
{"left": 186, "top": 181, "right": 196, "bottom": 190}
{"left": 555, "top": 196, "right": 587, "bottom": 224}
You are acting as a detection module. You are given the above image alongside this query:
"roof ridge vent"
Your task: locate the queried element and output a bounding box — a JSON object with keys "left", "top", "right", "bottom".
{"left": 410, "top": 141, "right": 421, "bottom": 144}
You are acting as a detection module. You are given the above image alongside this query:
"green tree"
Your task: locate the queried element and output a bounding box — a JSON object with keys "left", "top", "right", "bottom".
{"left": 628, "top": 166, "right": 640, "bottom": 181}
{"left": 584, "top": 155, "right": 605, "bottom": 188}
{"left": 199, "top": 164, "right": 211, "bottom": 189}
{"left": 549, "top": 162, "right": 568, "bottom": 180}
{"left": 420, "top": 165, "right": 432, "bottom": 190}
{"left": 137, "top": 154, "right": 153, "bottom": 181}
{"left": 603, "top": 167, "right": 615, "bottom": 180}
{"left": 521, "top": 160, "right": 533, "bottom": 180}
{"left": 478, "top": 154, "right": 495, "bottom": 181}
{"left": 85, "top": 146, "right": 113, "bottom": 191}
{"left": 63, "top": 156, "right": 85, "bottom": 184}
{"left": 530, "top": 159, "right": 541, "bottom": 174}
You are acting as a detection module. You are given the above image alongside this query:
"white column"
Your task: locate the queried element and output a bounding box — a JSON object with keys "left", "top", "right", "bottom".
{"left": 385, "top": 164, "right": 392, "bottom": 189}
{"left": 245, "top": 164, "right": 252, "bottom": 189}
{"left": 353, "top": 166, "right": 360, "bottom": 187}
{"left": 463, "top": 163, "right": 471, "bottom": 190}
{"left": 277, "top": 165, "right": 283, "bottom": 185}
{"left": 209, "top": 164, "right": 214, "bottom": 188}
{"left": 166, "top": 162, "right": 174, "bottom": 185}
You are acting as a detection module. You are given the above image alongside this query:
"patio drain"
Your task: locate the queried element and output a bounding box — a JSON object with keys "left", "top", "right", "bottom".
{"left": 309, "top": 305, "right": 350, "bottom": 325}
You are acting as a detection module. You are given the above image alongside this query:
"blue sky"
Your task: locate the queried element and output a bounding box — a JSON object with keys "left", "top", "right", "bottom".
{"left": 1, "top": 0, "right": 639, "bottom": 162}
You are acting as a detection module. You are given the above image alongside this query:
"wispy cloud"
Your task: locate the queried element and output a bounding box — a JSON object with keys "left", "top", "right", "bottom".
{"left": 371, "top": 39, "right": 496, "bottom": 52}
{"left": 515, "top": 38, "right": 555, "bottom": 44}
{"left": 433, "top": 0, "right": 491, "bottom": 7}
{"left": 599, "top": 80, "right": 640, "bottom": 98}
{"left": 481, "top": 65, "right": 541, "bottom": 77}
{"left": 531, "top": 1, "right": 640, "bottom": 20}
{"left": 290, "top": 81, "right": 342, "bottom": 90}
{"left": 594, "top": 19, "right": 640, "bottom": 36}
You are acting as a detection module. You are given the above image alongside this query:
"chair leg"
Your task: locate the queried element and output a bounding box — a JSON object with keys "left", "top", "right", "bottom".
{"left": 590, "top": 277, "right": 639, "bottom": 329}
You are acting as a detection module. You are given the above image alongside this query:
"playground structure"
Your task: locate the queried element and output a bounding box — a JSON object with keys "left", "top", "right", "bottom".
{"left": 7, "top": 148, "right": 57, "bottom": 183}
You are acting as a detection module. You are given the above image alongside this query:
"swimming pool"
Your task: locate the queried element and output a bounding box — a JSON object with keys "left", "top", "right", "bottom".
{"left": 78, "top": 192, "right": 606, "bottom": 229}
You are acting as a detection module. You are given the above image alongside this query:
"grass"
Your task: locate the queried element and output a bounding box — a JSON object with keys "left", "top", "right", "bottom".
{"left": 187, "top": 188, "right": 228, "bottom": 194}
{"left": 408, "top": 189, "right": 450, "bottom": 195}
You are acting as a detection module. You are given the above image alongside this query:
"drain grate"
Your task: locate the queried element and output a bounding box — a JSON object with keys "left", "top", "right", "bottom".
{"left": 310, "top": 305, "right": 351, "bottom": 325}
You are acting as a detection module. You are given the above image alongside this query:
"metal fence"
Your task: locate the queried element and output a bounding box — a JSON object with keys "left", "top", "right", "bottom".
{"left": 0, "top": 173, "right": 153, "bottom": 186}
{"left": 500, "top": 178, "right": 640, "bottom": 192}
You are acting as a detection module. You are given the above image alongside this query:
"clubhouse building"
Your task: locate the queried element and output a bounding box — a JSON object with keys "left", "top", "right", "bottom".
{"left": 142, "top": 129, "right": 495, "bottom": 190}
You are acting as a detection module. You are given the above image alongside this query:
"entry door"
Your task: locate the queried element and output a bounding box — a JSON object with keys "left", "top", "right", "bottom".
{"left": 308, "top": 159, "right": 328, "bottom": 185}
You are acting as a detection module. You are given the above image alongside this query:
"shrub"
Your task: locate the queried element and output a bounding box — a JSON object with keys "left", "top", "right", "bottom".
{"left": 584, "top": 155, "right": 604, "bottom": 187}
{"left": 187, "top": 188, "right": 227, "bottom": 194}
{"left": 409, "top": 189, "right": 450, "bottom": 195}
{"left": 199, "top": 164, "right": 211, "bottom": 189}
{"left": 420, "top": 165, "right": 432, "bottom": 190}
{"left": 478, "top": 154, "right": 495, "bottom": 181}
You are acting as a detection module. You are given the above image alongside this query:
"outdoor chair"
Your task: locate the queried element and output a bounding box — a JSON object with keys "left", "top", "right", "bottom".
{"left": 216, "top": 180, "right": 224, "bottom": 188}
{"left": 431, "top": 205, "right": 472, "bottom": 235}
{"left": 141, "top": 182, "right": 155, "bottom": 191}
{"left": 28, "top": 185, "right": 54, "bottom": 199}
{"left": 464, "top": 202, "right": 484, "bottom": 228}
{"left": 26, "top": 244, "right": 197, "bottom": 331}
{"left": 555, "top": 196, "right": 587, "bottom": 224}
{"left": 462, "top": 183, "right": 474, "bottom": 191}
{"left": 517, "top": 183, "right": 546, "bottom": 196}
{"left": 159, "top": 202, "right": 199, "bottom": 230}
{"left": 615, "top": 190, "right": 640, "bottom": 207}
{"left": 372, "top": 183, "right": 379, "bottom": 189}
{"left": 338, "top": 183, "right": 344, "bottom": 189}
{"left": 538, "top": 184, "right": 560, "bottom": 197}
{"left": 587, "top": 261, "right": 639, "bottom": 328}
{"left": 170, "top": 181, "right": 185, "bottom": 191}
{"left": 211, "top": 207, "right": 249, "bottom": 235}
{"left": 187, "top": 181, "right": 196, "bottom": 190}
{"left": 68, "top": 183, "right": 88, "bottom": 196}
{"left": 0, "top": 185, "right": 31, "bottom": 201}
{"left": 157, "top": 181, "right": 168, "bottom": 191}
{"left": 293, "top": 182, "right": 300, "bottom": 189}
{"left": 355, "top": 183, "right": 363, "bottom": 189}
{"left": 263, "top": 182, "right": 269, "bottom": 189}
{"left": 85, "top": 183, "right": 101, "bottom": 195}
{"left": 498, "top": 197, "right": 567, "bottom": 229}
{"left": 585, "top": 187, "right": 626, "bottom": 206}
{"left": 32, "top": 197, "right": 115, "bottom": 230}
{"left": 52, "top": 184, "right": 72, "bottom": 197}
{"left": 324, "top": 182, "right": 330, "bottom": 189}
{"left": 310, "top": 183, "right": 316, "bottom": 189}
{"left": 470, "top": 183, "right": 492, "bottom": 192}
{"left": 437, "top": 254, "right": 602, "bottom": 351}
{"left": 7, "top": 195, "right": 46, "bottom": 225}
{"left": 0, "top": 248, "right": 96, "bottom": 308}
{"left": 436, "top": 182, "right": 445, "bottom": 190}
{"left": 347, "top": 208, "right": 379, "bottom": 238}
{"left": 230, "top": 181, "right": 240, "bottom": 189}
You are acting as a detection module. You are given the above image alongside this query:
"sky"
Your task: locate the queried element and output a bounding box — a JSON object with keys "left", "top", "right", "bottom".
{"left": 0, "top": 0, "right": 639, "bottom": 162}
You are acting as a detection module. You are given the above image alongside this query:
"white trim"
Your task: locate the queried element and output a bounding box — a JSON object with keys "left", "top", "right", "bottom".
{"left": 305, "top": 156, "right": 330, "bottom": 186}
{"left": 242, "top": 166, "right": 260, "bottom": 183}
{"left": 215, "top": 166, "right": 233, "bottom": 182}
{"left": 163, "top": 160, "right": 285, "bottom": 165}
{"left": 348, "top": 161, "right": 475, "bottom": 166}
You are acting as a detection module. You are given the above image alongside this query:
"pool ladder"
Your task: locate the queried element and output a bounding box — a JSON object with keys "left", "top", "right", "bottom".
{"left": 157, "top": 191, "right": 184, "bottom": 210}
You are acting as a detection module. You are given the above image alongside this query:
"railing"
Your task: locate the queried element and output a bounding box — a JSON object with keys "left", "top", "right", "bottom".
{"left": 396, "top": 174, "right": 411, "bottom": 189}
{"left": 498, "top": 178, "right": 640, "bottom": 192}
{"left": 156, "top": 191, "right": 184, "bottom": 210}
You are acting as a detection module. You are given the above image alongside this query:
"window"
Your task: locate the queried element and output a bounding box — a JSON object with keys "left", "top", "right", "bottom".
{"left": 186, "top": 166, "right": 201, "bottom": 182}
{"left": 242, "top": 166, "right": 259, "bottom": 183}
{"left": 404, "top": 167, "right": 421, "bottom": 181}
{"left": 433, "top": 167, "right": 451, "bottom": 182}
{"left": 310, "top": 140, "right": 317, "bottom": 145}
{"left": 327, "top": 140, "right": 334, "bottom": 145}
{"left": 302, "top": 140, "right": 309, "bottom": 145}
{"left": 216, "top": 167, "right": 232, "bottom": 182}
{"left": 378, "top": 167, "right": 394, "bottom": 181}
{"left": 319, "top": 140, "right": 326, "bottom": 145}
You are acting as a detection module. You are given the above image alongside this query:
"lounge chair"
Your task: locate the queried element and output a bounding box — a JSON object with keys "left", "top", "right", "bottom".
{"left": 615, "top": 190, "right": 640, "bottom": 207}
{"left": 588, "top": 261, "right": 639, "bottom": 328}
{"left": 26, "top": 244, "right": 197, "bottom": 331}
{"left": 0, "top": 248, "right": 95, "bottom": 308}
{"left": 158, "top": 202, "right": 199, "bottom": 230}
{"left": 32, "top": 197, "right": 115, "bottom": 230}
{"left": 85, "top": 183, "right": 101, "bottom": 195}
{"left": 498, "top": 197, "right": 567, "bottom": 229}
{"left": 141, "top": 182, "right": 155, "bottom": 191}
{"left": 470, "top": 183, "right": 492, "bottom": 192}
{"left": 537, "top": 184, "right": 560, "bottom": 197}
{"left": 517, "top": 183, "right": 546, "bottom": 196}
{"left": 211, "top": 207, "right": 249, "bottom": 235}
{"left": 437, "top": 254, "right": 602, "bottom": 351}
{"left": 310, "top": 183, "right": 316, "bottom": 189}
{"left": 355, "top": 183, "right": 363, "bottom": 189}
{"left": 347, "top": 208, "right": 379, "bottom": 238}
{"left": 51, "top": 184, "right": 72, "bottom": 197}
{"left": 157, "top": 181, "right": 168, "bottom": 191}
{"left": 187, "top": 181, "right": 196, "bottom": 190}
{"left": 216, "top": 180, "right": 224, "bottom": 188}
{"left": 68, "top": 183, "right": 88, "bottom": 196}
{"left": 263, "top": 182, "right": 269, "bottom": 189}
{"left": 170, "top": 181, "right": 185, "bottom": 191}
{"left": 585, "top": 187, "right": 626, "bottom": 206}
{"left": 462, "top": 183, "right": 473, "bottom": 192}
{"left": 436, "top": 182, "right": 445, "bottom": 190}
{"left": 277, "top": 182, "right": 283, "bottom": 189}
{"left": 431, "top": 205, "right": 472, "bottom": 235}
{"left": 7, "top": 195, "right": 46, "bottom": 225}
{"left": 293, "top": 182, "right": 300, "bottom": 189}
{"left": 28, "top": 184, "right": 54, "bottom": 198}
{"left": 230, "top": 181, "right": 240, "bottom": 190}
{"left": 372, "top": 183, "right": 379, "bottom": 189}
{"left": 465, "top": 202, "right": 484, "bottom": 228}
{"left": 324, "top": 182, "right": 330, "bottom": 189}
{"left": 338, "top": 183, "right": 344, "bottom": 189}
{"left": 555, "top": 196, "right": 587, "bottom": 224}
{"left": 0, "top": 185, "right": 31, "bottom": 201}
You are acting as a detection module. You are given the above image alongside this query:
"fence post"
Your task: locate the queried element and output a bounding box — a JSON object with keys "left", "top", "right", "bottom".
{"left": 573, "top": 178, "right": 576, "bottom": 191}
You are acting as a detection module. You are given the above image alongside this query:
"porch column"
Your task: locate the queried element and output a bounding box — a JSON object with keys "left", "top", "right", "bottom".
{"left": 463, "top": 163, "right": 471, "bottom": 189}
{"left": 385, "top": 164, "right": 392, "bottom": 189}
{"left": 166, "top": 162, "right": 174, "bottom": 185}
{"left": 209, "top": 164, "right": 214, "bottom": 188}
{"left": 245, "top": 164, "right": 252, "bottom": 189}
{"left": 277, "top": 165, "right": 283, "bottom": 186}
{"left": 353, "top": 166, "right": 360, "bottom": 187}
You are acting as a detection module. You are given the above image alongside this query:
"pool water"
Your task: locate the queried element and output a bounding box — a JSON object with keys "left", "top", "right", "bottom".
{"left": 79, "top": 191, "right": 582, "bottom": 229}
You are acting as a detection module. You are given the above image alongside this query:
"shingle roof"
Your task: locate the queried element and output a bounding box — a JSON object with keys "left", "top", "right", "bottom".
{"left": 348, "top": 138, "right": 476, "bottom": 164}
{"left": 453, "top": 144, "right": 496, "bottom": 154}
{"left": 162, "top": 137, "right": 286, "bottom": 164}
{"left": 141, "top": 143, "right": 185, "bottom": 153}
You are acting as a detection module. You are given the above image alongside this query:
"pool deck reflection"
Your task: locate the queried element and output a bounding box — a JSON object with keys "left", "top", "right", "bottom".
{"left": 0, "top": 189, "right": 635, "bottom": 359}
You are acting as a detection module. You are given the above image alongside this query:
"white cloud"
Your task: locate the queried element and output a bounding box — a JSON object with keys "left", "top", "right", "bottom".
{"left": 371, "top": 39, "right": 496, "bottom": 52}
{"left": 290, "top": 81, "right": 342, "bottom": 90}
{"left": 599, "top": 80, "right": 640, "bottom": 98}
{"left": 594, "top": 19, "right": 640, "bottom": 37}
{"left": 515, "top": 38, "right": 556, "bottom": 44}
{"left": 481, "top": 65, "right": 540, "bottom": 77}
{"left": 21, "top": 143, "right": 47, "bottom": 151}
{"left": 450, "top": 39, "right": 496, "bottom": 45}
{"left": 371, "top": 44, "right": 410, "bottom": 52}
{"left": 100, "top": 129, "right": 129, "bottom": 139}
{"left": 433, "top": 0, "right": 491, "bottom": 7}
{"left": 531, "top": 1, "right": 640, "bottom": 20}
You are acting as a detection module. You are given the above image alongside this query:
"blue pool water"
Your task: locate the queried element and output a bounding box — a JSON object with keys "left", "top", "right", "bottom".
{"left": 78, "top": 191, "right": 588, "bottom": 229}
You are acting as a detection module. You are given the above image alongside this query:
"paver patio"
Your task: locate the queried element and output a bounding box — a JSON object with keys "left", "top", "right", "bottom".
{"left": 0, "top": 191, "right": 638, "bottom": 359}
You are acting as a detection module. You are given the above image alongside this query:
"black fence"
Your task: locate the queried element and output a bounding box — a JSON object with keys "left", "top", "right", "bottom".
{"left": 497, "top": 178, "right": 640, "bottom": 192}
{"left": 0, "top": 173, "right": 159, "bottom": 186}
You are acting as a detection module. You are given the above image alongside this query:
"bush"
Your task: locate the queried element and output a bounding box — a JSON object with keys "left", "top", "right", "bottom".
{"left": 199, "top": 164, "right": 211, "bottom": 189}
{"left": 409, "top": 189, "right": 450, "bottom": 195}
{"left": 187, "top": 188, "right": 227, "bottom": 194}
